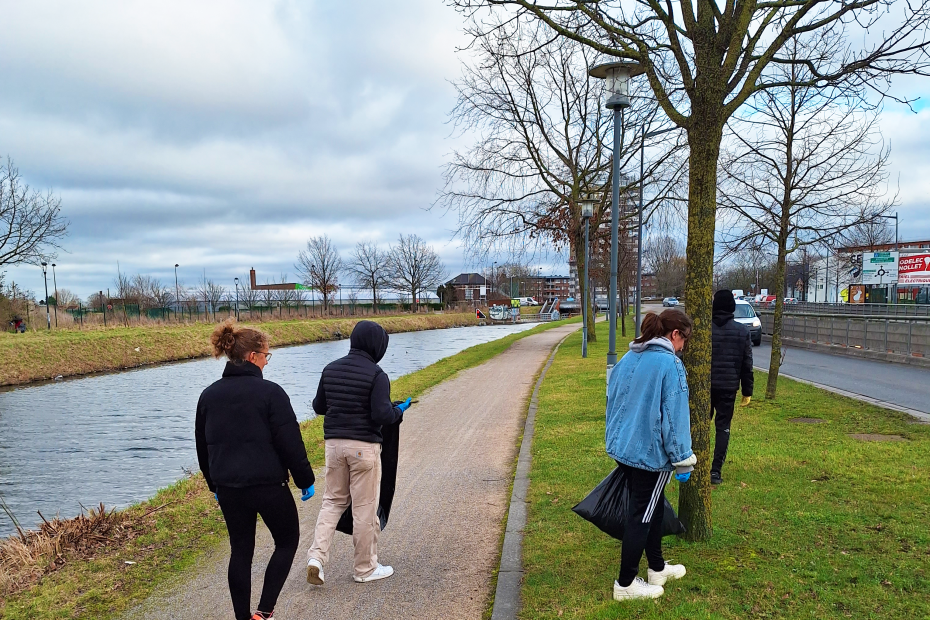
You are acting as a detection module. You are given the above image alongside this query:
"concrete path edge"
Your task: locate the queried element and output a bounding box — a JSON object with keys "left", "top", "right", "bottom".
{"left": 490, "top": 333, "right": 572, "bottom": 620}
{"left": 754, "top": 365, "right": 930, "bottom": 424}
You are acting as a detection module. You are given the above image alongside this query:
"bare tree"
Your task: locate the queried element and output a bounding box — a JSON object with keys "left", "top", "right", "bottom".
{"left": 261, "top": 280, "right": 276, "bottom": 317}
{"left": 54, "top": 288, "right": 79, "bottom": 308}
{"left": 0, "top": 158, "right": 69, "bottom": 267}
{"left": 718, "top": 37, "right": 896, "bottom": 399}
{"left": 439, "top": 17, "right": 684, "bottom": 342}
{"left": 296, "top": 235, "right": 343, "bottom": 312}
{"left": 347, "top": 241, "right": 388, "bottom": 312}
{"left": 114, "top": 265, "right": 135, "bottom": 326}
{"left": 386, "top": 234, "right": 446, "bottom": 312}
{"left": 240, "top": 275, "right": 259, "bottom": 315}
{"left": 452, "top": 0, "right": 930, "bottom": 540}
{"left": 277, "top": 273, "right": 296, "bottom": 318}
{"left": 645, "top": 236, "right": 687, "bottom": 298}
{"left": 843, "top": 218, "right": 895, "bottom": 251}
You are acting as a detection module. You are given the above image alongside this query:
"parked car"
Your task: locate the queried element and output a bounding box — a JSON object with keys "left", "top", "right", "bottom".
{"left": 733, "top": 299, "right": 762, "bottom": 346}
{"left": 784, "top": 297, "right": 798, "bottom": 305}
{"left": 662, "top": 297, "right": 680, "bottom": 307}
{"left": 513, "top": 297, "right": 540, "bottom": 306}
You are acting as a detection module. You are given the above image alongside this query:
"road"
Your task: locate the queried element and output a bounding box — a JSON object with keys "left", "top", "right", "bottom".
{"left": 754, "top": 343, "right": 930, "bottom": 415}
{"left": 122, "top": 322, "right": 580, "bottom": 620}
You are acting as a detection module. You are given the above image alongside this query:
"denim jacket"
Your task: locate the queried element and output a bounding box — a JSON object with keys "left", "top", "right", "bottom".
{"left": 605, "top": 337, "right": 693, "bottom": 472}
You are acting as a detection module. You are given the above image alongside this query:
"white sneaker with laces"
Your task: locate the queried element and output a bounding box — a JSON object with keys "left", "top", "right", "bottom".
{"left": 613, "top": 577, "right": 664, "bottom": 600}
{"left": 306, "top": 558, "right": 324, "bottom": 585}
{"left": 647, "top": 562, "right": 687, "bottom": 586}
{"left": 354, "top": 563, "right": 394, "bottom": 583}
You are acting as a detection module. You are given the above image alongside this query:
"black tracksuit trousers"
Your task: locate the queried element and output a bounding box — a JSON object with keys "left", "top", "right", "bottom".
{"left": 217, "top": 483, "right": 300, "bottom": 620}
{"left": 710, "top": 388, "right": 737, "bottom": 474}
{"left": 616, "top": 463, "right": 671, "bottom": 586}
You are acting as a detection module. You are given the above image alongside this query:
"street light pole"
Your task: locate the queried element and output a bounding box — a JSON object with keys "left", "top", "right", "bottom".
{"left": 580, "top": 198, "right": 596, "bottom": 358}
{"left": 589, "top": 61, "right": 644, "bottom": 370}
{"left": 234, "top": 277, "right": 240, "bottom": 321}
{"left": 174, "top": 264, "right": 180, "bottom": 322}
{"left": 40, "top": 262, "right": 51, "bottom": 330}
{"left": 51, "top": 263, "right": 59, "bottom": 328}
{"left": 638, "top": 126, "right": 678, "bottom": 337}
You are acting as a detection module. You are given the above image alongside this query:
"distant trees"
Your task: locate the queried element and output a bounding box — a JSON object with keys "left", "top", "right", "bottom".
{"left": 296, "top": 235, "right": 343, "bottom": 312}
{"left": 645, "top": 236, "right": 687, "bottom": 298}
{"left": 386, "top": 234, "right": 445, "bottom": 312}
{"left": 347, "top": 241, "right": 388, "bottom": 311}
{"left": 0, "top": 158, "right": 69, "bottom": 267}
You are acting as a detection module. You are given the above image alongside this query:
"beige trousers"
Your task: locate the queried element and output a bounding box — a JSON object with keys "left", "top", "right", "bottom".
{"left": 307, "top": 439, "right": 382, "bottom": 578}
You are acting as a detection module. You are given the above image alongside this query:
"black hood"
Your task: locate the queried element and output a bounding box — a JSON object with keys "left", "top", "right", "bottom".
{"left": 350, "top": 320, "right": 389, "bottom": 363}
{"left": 713, "top": 310, "right": 734, "bottom": 327}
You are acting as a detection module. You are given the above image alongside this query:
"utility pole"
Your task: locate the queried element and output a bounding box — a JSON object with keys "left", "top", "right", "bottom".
{"left": 51, "top": 263, "right": 59, "bottom": 327}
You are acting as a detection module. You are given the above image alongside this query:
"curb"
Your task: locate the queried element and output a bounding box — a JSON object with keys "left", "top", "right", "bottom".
{"left": 490, "top": 332, "right": 572, "bottom": 620}
{"left": 754, "top": 366, "right": 930, "bottom": 424}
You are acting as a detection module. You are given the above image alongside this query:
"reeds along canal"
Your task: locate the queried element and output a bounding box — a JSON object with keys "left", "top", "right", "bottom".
{"left": 0, "top": 323, "right": 537, "bottom": 537}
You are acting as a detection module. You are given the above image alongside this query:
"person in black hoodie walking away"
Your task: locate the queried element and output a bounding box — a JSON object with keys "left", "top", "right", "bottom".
{"left": 306, "top": 320, "right": 410, "bottom": 586}
{"left": 196, "top": 320, "right": 316, "bottom": 620}
{"left": 710, "top": 290, "right": 754, "bottom": 485}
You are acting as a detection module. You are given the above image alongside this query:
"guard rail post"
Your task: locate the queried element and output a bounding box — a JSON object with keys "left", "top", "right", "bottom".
{"left": 864, "top": 320, "right": 869, "bottom": 350}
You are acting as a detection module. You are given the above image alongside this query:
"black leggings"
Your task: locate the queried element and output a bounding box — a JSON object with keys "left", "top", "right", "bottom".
{"left": 217, "top": 483, "right": 300, "bottom": 620}
{"left": 616, "top": 463, "right": 671, "bottom": 586}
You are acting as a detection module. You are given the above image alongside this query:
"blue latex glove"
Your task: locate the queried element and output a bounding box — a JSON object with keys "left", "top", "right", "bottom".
{"left": 396, "top": 398, "right": 412, "bottom": 413}
{"left": 214, "top": 493, "right": 218, "bottom": 502}
{"left": 675, "top": 471, "right": 691, "bottom": 483}
{"left": 301, "top": 485, "right": 315, "bottom": 501}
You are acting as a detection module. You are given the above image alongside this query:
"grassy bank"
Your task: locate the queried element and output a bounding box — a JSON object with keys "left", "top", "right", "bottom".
{"left": 522, "top": 322, "right": 930, "bottom": 619}
{"left": 0, "top": 318, "right": 570, "bottom": 620}
{"left": 0, "top": 313, "right": 477, "bottom": 386}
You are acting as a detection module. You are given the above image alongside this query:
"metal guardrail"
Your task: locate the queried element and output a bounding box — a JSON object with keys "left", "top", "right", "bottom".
{"left": 757, "top": 312, "right": 929, "bottom": 357}
{"left": 754, "top": 302, "right": 930, "bottom": 317}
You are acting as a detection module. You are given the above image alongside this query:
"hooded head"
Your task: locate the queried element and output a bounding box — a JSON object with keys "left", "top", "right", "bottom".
{"left": 712, "top": 289, "right": 736, "bottom": 326}
{"left": 350, "top": 320, "right": 389, "bottom": 363}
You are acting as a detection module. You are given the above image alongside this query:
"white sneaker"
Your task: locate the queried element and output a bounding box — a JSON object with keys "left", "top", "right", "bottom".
{"left": 306, "top": 558, "right": 324, "bottom": 585}
{"left": 354, "top": 563, "right": 394, "bottom": 583}
{"left": 647, "top": 562, "right": 687, "bottom": 586}
{"left": 613, "top": 577, "right": 664, "bottom": 601}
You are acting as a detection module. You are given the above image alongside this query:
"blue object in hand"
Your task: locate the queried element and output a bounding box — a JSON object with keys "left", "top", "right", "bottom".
{"left": 301, "top": 485, "right": 315, "bottom": 501}
{"left": 397, "top": 397, "right": 412, "bottom": 413}
{"left": 675, "top": 471, "right": 691, "bottom": 483}
{"left": 214, "top": 493, "right": 218, "bottom": 502}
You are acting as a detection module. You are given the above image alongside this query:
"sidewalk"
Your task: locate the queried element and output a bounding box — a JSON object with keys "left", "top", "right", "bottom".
{"left": 121, "top": 322, "right": 580, "bottom": 620}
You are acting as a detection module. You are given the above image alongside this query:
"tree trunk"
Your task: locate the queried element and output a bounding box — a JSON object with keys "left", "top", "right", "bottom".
{"left": 572, "top": 224, "right": 597, "bottom": 343}
{"left": 677, "top": 120, "right": 724, "bottom": 542}
{"left": 766, "top": 244, "right": 790, "bottom": 398}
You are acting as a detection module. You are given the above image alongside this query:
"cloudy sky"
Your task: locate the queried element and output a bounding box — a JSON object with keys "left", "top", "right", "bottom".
{"left": 1, "top": 1, "right": 928, "bottom": 299}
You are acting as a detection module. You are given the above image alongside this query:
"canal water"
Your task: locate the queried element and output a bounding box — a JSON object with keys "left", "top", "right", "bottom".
{"left": 0, "top": 323, "right": 538, "bottom": 537}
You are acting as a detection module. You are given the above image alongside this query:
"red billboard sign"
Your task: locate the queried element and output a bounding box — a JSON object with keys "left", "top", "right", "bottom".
{"left": 899, "top": 254, "right": 930, "bottom": 285}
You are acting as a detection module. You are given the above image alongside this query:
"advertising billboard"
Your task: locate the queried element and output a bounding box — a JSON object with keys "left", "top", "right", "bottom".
{"left": 899, "top": 254, "right": 930, "bottom": 285}
{"left": 848, "top": 285, "right": 866, "bottom": 304}
{"left": 861, "top": 251, "right": 899, "bottom": 284}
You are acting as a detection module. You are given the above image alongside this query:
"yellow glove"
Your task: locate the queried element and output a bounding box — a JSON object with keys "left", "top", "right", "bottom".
{"left": 740, "top": 395, "right": 752, "bottom": 407}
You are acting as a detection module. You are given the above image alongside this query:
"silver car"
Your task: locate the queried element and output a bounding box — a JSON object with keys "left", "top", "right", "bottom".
{"left": 733, "top": 299, "right": 762, "bottom": 346}
{"left": 662, "top": 297, "right": 679, "bottom": 307}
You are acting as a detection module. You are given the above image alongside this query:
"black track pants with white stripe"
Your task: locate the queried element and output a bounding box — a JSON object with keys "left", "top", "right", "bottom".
{"left": 616, "top": 462, "right": 671, "bottom": 586}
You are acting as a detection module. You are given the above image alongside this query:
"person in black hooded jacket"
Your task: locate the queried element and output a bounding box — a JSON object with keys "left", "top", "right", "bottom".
{"left": 196, "top": 319, "right": 316, "bottom": 620}
{"left": 710, "top": 290, "right": 754, "bottom": 485}
{"left": 305, "top": 320, "right": 410, "bottom": 586}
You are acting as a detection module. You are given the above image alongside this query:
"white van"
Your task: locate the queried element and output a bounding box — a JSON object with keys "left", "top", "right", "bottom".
{"left": 513, "top": 297, "right": 540, "bottom": 306}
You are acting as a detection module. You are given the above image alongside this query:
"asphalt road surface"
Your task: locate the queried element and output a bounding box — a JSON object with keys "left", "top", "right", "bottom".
{"left": 754, "top": 343, "right": 930, "bottom": 415}
{"left": 122, "top": 322, "right": 580, "bottom": 620}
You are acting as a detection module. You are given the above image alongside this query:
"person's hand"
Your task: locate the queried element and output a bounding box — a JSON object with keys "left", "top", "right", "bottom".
{"left": 301, "top": 485, "right": 315, "bottom": 501}
{"left": 675, "top": 471, "right": 691, "bottom": 483}
{"left": 397, "top": 398, "right": 412, "bottom": 413}
{"left": 740, "top": 395, "right": 752, "bottom": 407}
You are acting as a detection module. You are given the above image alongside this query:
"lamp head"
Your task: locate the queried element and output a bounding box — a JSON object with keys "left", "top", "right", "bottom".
{"left": 588, "top": 61, "right": 645, "bottom": 110}
{"left": 579, "top": 197, "right": 596, "bottom": 219}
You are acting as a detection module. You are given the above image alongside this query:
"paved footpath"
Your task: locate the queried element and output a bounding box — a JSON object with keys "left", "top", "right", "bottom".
{"left": 123, "top": 323, "right": 580, "bottom": 620}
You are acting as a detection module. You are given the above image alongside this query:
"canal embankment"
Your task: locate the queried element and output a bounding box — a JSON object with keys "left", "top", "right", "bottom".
{"left": 0, "top": 312, "right": 478, "bottom": 387}
{"left": 0, "top": 319, "right": 572, "bottom": 620}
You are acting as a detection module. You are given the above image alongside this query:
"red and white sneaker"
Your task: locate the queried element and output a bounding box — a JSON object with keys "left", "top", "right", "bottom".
{"left": 250, "top": 612, "right": 274, "bottom": 620}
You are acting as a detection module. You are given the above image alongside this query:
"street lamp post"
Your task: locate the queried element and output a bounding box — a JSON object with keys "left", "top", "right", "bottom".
{"left": 234, "top": 277, "right": 240, "bottom": 321}
{"left": 876, "top": 213, "right": 899, "bottom": 304}
{"left": 538, "top": 267, "right": 542, "bottom": 302}
{"left": 589, "top": 61, "right": 644, "bottom": 370}
{"left": 51, "top": 263, "right": 59, "bottom": 328}
{"left": 174, "top": 264, "right": 180, "bottom": 322}
{"left": 40, "top": 262, "right": 51, "bottom": 330}
{"left": 579, "top": 197, "right": 596, "bottom": 358}
{"left": 638, "top": 126, "right": 678, "bottom": 337}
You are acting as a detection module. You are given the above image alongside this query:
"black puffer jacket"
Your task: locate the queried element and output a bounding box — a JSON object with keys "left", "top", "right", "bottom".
{"left": 711, "top": 311, "right": 754, "bottom": 396}
{"left": 312, "top": 320, "right": 403, "bottom": 443}
{"left": 195, "top": 362, "right": 316, "bottom": 493}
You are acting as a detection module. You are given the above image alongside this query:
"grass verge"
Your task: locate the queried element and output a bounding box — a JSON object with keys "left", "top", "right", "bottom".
{"left": 0, "top": 313, "right": 477, "bottom": 386}
{"left": 522, "top": 321, "right": 930, "bottom": 619}
{"left": 0, "top": 318, "right": 572, "bottom": 619}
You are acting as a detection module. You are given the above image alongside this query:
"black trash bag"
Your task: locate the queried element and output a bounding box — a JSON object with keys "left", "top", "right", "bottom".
{"left": 336, "top": 411, "right": 402, "bottom": 535}
{"left": 572, "top": 467, "right": 686, "bottom": 539}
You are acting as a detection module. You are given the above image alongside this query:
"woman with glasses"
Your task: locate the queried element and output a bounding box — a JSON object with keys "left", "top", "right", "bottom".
{"left": 605, "top": 309, "right": 696, "bottom": 602}
{"left": 196, "top": 319, "right": 316, "bottom": 620}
